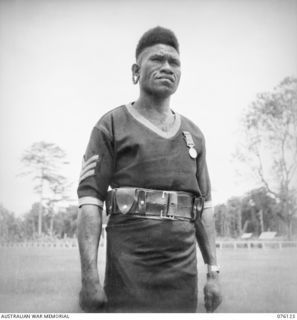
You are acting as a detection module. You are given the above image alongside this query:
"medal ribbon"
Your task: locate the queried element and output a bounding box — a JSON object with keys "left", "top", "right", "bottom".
{"left": 183, "top": 131, "right": 195, "bottom": 148}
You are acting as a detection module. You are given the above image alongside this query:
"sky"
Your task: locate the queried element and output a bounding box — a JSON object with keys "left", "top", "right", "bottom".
{"left": 0, "top": 0, "right": 296, "bottom": 216}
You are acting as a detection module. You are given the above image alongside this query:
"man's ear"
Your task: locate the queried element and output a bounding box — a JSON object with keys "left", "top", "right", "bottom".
{"left": 131, "top": 63, "right": 140, "bottom": 77}
{"left": 131, "top": 63, "right": 140, "bottom": 84}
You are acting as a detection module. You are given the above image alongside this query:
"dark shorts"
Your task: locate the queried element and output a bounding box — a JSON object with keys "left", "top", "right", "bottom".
{"left": 104, "top": 215, "right": 198, "bottom": 313}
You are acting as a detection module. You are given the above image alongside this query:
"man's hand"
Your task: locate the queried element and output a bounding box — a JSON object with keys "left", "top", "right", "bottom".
{"left": 79, "top": 282, "right": 107, "bottom": 313}
{"left": 203, "top": 272, "right": 222, "bottom": 313}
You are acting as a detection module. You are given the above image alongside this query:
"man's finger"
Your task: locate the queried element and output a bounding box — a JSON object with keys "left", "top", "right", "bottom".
{"left": 205, "top": 292, "right": 222, "bottom": 313}
{"left": 204, "top": 293, "right": 214, "bottom": 312}
{"left": 212, "top": 293, "right": 222, "bottom": 311}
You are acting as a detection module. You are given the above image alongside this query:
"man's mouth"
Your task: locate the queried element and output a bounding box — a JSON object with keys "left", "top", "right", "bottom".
{"left": 156, "top": 76, "right": 174, "bottom": 83}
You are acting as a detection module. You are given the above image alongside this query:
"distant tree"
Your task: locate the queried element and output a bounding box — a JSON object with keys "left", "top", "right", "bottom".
{"left": 215, "top": 197, "right": 243, "bottom": 238}
{"left": 226, "top": 197, "right": 242, "bottom": 238}
{"left": 241, "top": 188, "right": 278, "bottom": 236}
{"left": 20, "top": 142, "right": 70, "bottom": 236}
{"left": 22, "top": 202, "right": 49, "bottom": 240}
{"left": 214, "top": 204, "right": 229, "bottom": 238}
{"left": 44, "top": 174, "right": 71, "bottom": 236}
{"left": 22, "top": 204, "right": 38, "bottom": 239}
{"left": 0, "top": 204, "right": 14, "bottom": 241}
{"left": 0, "top": 204, "right": 23, "bottom": 242}
{"left": 236, "top": 77, "right": 297, "bottom": 239}
{"left": 53, "top": 205, "right": 78, "bottom": 238}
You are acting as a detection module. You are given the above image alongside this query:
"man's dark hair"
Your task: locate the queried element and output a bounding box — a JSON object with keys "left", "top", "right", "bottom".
{"left": 135, "top": 26, "right": 179, "bottom": 59}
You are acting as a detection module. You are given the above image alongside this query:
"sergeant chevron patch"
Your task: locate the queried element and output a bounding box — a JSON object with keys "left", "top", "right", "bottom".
{"left": 79, "top": 154, "right": 99, "bottom": 183}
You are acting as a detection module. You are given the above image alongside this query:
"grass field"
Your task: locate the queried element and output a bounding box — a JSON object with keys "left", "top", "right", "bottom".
{"left": 0, "top": 244, "right": 296, "bottom": 313}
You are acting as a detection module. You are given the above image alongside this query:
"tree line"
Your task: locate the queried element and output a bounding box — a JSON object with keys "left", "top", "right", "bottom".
{"left": 215, "top": 187, "right": 297, "bottom": 239}
{"left": 0, "top": 203, "right": 78, "bottom": 242}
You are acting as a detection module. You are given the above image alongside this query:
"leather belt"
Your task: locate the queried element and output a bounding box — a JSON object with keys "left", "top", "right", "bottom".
{"left": 106, "top": 187, "right": 204, "bottom": 221}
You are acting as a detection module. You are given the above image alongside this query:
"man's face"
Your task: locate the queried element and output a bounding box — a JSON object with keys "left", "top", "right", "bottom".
{"left": 136, "top": 44, "right": 181, "bottom": 98}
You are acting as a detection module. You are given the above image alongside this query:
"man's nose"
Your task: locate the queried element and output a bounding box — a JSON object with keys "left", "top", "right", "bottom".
{"left": 160, "top": 61, "right": 173, "bottom": 73}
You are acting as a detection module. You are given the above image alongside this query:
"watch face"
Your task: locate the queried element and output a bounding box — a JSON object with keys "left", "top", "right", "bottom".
{"left": 209, "top": 265, "right": 220, "bottom": 273}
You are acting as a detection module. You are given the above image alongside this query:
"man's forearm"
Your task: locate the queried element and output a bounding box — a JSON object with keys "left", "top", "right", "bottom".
{"left": 196, "top": 208, "right": 223, "bottom": 312}
{"left": 77, "top": 204, "right": 103, "bottom": 286}
{"left": 195, "top": 207, "right": 217, "bottom": 266}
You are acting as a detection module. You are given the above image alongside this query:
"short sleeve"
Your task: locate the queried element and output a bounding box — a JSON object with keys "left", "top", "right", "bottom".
{"left": 77, "top": 126, "right": 114, "bottom": 207}
{"left": 196, "top": 136, "right": 212, "bottom": 208}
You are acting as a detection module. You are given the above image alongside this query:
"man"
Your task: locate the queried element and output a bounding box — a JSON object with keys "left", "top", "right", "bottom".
{"left": 77, "top": 26, "right": 222, "bottom": 313}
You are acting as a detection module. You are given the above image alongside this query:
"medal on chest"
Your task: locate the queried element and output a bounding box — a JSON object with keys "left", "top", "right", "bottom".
{"left": 183, "top": 131, "right": 197, "bottom": 159}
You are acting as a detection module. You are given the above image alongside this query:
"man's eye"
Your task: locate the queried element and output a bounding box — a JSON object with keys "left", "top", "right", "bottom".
{"left": 170, "top": 60, "right": 180, "bottom": 67}
{"left": 152, "top": 57, "right": 163, "bottom": 62}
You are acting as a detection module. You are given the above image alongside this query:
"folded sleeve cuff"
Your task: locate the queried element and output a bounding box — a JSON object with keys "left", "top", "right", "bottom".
{"left": 78, "top": 196, "right": 104, "bottom": 208}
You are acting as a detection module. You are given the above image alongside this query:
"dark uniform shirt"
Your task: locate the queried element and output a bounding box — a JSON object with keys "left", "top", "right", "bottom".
{"left": 77, "top": 103, "right": 211, "bottom": 205}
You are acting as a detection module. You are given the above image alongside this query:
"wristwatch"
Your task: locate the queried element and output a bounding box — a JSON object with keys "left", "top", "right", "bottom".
{"left": 207, "top": 265, "right": 220, "bottom": 273}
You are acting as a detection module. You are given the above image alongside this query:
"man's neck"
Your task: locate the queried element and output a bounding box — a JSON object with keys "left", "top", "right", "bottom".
{"left": 133, "top": 93, "right": 172, "bottom": 118}
{"left": 132, "top": 93, "right": 176, "bottom": 132}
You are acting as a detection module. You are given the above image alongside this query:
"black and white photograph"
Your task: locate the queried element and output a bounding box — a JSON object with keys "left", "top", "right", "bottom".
{"left": 0, "top": 0, "right": 296, "bottom": 315}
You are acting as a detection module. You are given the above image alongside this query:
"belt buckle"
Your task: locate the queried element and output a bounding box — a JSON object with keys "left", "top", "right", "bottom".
{"left": 160, "top": 191, "right": 175, "bottom": 220}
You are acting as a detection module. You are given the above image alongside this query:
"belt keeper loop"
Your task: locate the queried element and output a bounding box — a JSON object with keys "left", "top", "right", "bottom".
{"left": 167, "top": 192, "right": 177, "bottom": 218}
{"left": 113, "top": 188, "right": 118, "bottom": 214}
{"left": 199, "top": 196, "right": 205, "bottom": 218}
{"left": 160, "top": 191, "right": 168, "bottom": 217}
{"left": 163, "top": 191, "right": 170, "bottom": 216}
{"left": 192, "top": 196, "right": 205, "bottom": 221}
{"left": 137, "top": 189, "right": 146, "bottom": 215}
{"left": 191, "top": 198, "right": 196, "bottom": 222}
{"left": 165, "top": 192, "right": 171, "bottom": 215}
{"left": 107, "top": 189, "right": 116, "bottom": 215}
